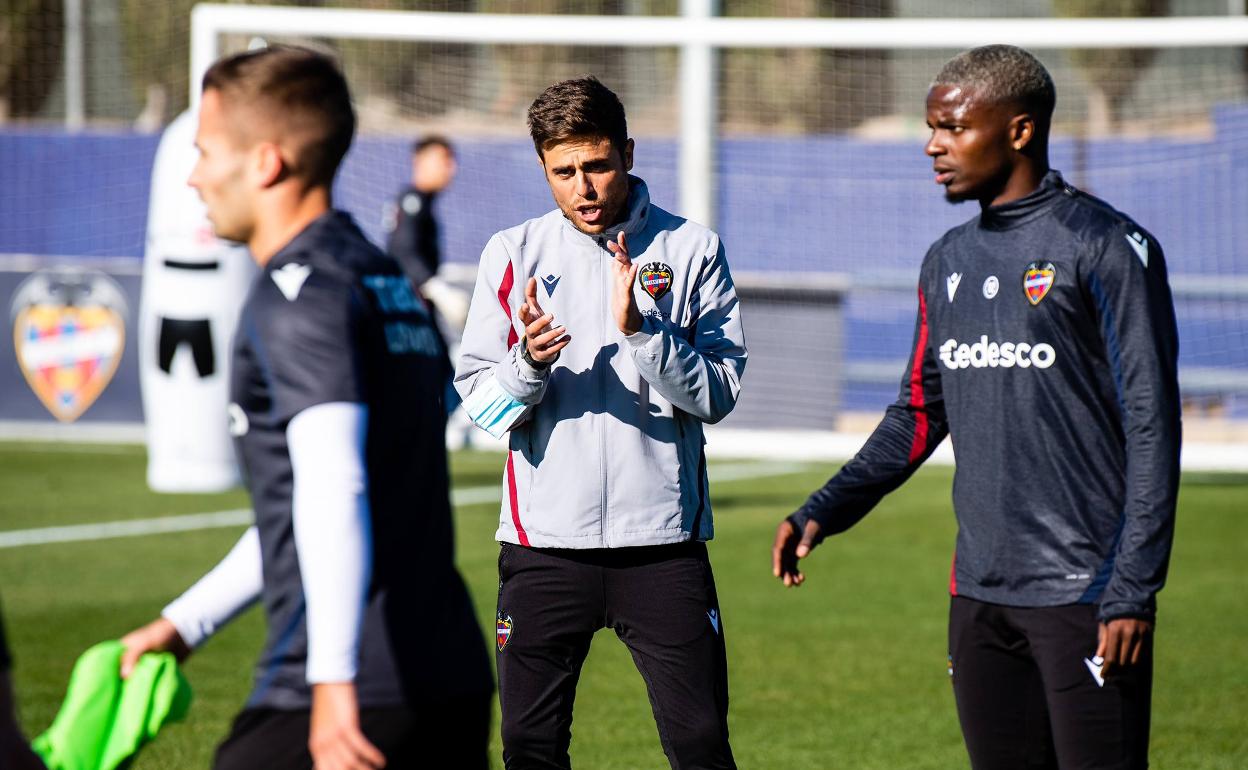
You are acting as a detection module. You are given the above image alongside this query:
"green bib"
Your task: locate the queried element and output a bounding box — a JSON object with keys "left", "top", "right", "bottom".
{"left": 32, "top": 640, "right": 192, "bottom": 770}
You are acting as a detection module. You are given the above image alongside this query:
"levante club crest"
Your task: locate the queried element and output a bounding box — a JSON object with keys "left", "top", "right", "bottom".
{"left": 496, "top": 613, "right": 513, "bottom": 652}
{"left": 638, "top": 262, "right": 673, "bottom": 301}
{"left": 1023, "top": 261, "right": 1056, "bottom": 306}
{"left": 11, "top": 268, "right": 129, "bottom": 422}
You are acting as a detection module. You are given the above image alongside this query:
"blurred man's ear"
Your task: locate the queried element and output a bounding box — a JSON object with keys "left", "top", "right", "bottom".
{"left": 253, "top": 142, "right": 285, "bottom": 188}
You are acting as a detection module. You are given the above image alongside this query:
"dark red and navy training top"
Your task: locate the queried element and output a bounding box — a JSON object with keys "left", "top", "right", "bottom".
{"left": 791, "top": 171, "right": 1181, "bottom": 622}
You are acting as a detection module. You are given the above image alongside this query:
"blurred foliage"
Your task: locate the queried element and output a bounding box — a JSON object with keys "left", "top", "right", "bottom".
{"left": 475, "top": 0, "right": 675, "bottom": 123}
{"left": 0, "top": 0, "right": 64, "bottom": 118}
{"left": 119, "top": 0, "right": 311, "bottom": 123}
{"left": 334, "top": 0, "right": 473, "bottom": 121}
{"left": 721, "top": 0, "right": 891, "bottom": 134}
{"left": 1054, "top": 0, "right": 1167, "bottom": 131}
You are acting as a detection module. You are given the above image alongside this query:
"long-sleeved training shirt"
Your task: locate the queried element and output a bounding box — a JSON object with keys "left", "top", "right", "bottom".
{"left": 455, "top": 177, "right": 747, "bottom": 548}
{"left": 791, "top": 171, "right": 1181, "bottom": 621}
{"left": 229, "top": 211, "right": 490, "bottom": 708}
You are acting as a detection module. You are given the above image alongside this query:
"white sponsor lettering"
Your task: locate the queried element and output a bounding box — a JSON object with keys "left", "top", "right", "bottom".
{"left": 939, "top": 335, "right": 1056, "bottom": 370}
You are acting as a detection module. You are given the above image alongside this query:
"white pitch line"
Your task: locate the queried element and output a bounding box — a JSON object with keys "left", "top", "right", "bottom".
{"left": 0, "top": 461, "right": 813, "bottom": 549}
{"left": 0, "top": 509, "right": 253, "bottom": 549}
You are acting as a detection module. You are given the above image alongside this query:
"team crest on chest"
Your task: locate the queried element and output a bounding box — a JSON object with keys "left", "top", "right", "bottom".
{"left": 496, "top": 613, "right": 513, "bottom": 652}
{"left": 638, "top": 262, "right": 673, "bottom": 301}
{"left": 1023, "top": 261, "right": 1057, "bottom": 306}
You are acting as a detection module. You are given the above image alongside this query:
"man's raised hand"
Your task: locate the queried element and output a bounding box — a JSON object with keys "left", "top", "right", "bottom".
{"left": 519, "top": 277, "right": 569, "bottom": 365}
{"left": 607, "top": 232, "right": 643, "bottom": 335}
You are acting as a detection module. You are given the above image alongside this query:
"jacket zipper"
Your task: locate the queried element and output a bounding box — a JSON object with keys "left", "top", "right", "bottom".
{"left": 597, "top": 238, "right": 610, "bottom": 547}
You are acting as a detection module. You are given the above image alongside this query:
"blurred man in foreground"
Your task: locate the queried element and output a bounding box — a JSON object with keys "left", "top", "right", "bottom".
{"left": 773, "top": 45, "right": 1180, "bottom": 769}
{"left": 120, "top": 46, "right": 491, "bottom": 770}
{"left": 1, "top": 606, "right": 45, "bottom": 770}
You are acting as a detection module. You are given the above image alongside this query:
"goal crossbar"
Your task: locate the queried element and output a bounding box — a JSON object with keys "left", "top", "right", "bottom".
{"left": 191, "top": 5, "right": 1248, "bottom": 51}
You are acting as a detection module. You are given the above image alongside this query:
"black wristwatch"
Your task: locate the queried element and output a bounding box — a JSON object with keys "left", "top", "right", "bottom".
{"left": 520, "top": 336, "right": 553, "bottom": 370}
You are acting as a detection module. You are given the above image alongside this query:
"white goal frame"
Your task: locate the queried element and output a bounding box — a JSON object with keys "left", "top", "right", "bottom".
{"left": 190, "top": 3, "right": 1248, "bottom": 230}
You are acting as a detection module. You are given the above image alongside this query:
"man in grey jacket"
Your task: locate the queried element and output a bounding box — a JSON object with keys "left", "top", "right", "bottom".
{"left": 456, "top": 76, "right": 746, "bottom": 770}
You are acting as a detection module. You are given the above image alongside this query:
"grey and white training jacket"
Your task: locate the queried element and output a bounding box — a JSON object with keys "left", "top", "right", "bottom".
{"left": 455, "top": 177, "right": 747, "bottom": 549}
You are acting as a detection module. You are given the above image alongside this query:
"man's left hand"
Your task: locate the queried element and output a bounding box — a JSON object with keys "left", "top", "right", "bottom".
{"left": 607, "top": 232, "right": 643, "bottom": 335}
{"left": 1096, "top": 618, "right": 1152, "bottom": 678}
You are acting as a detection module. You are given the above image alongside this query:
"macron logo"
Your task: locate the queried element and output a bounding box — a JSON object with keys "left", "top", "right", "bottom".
{"left": 541, "top": 274, "right": 561, "bottom": 296}
{"left": 946, "top": 272, "right": 962, "bottom": 302}
{"left": 1084, "top": 655, "right": 1106, "bottom": 688}
{"left": 707, "top": 609, "right": 720, "bottom": 635}
{"left": 272, "top": 263, "right": 312, "bottom": 301}
{"left": 1125, "top": 232, "right": 1149, "bottom": 267}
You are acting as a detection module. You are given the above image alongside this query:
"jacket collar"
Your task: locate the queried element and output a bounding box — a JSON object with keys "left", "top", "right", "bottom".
{"left": 562, "top": 175, "right": 651, "bottom": 247}
{"left": 266, "top": 210, "right": 349, "bottom": 270}
{"left": 979, "top": 169, "right": 1069, "bottom": 232}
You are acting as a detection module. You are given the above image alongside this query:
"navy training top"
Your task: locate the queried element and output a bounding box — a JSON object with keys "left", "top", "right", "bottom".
{"left": 791, "top": 171, "right": 1181, "bottom": 622}
{"left": 230, "top": 210, "right": 491, "bottom": 709}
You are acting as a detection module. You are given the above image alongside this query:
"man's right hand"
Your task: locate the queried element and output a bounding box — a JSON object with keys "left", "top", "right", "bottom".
{"left": 119, "top": 618, "right": 191, "bottom": 679}
{"left": 519, "top": 277, "right": 570, "bottom": 365}
{"left": 772, "top": 518, "right": 824, "bottom": 587}
{"left": 309, "top": 682, "right": 386, "bottom": 770}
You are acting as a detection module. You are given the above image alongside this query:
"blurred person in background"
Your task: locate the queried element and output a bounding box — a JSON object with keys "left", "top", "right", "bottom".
{"left": 384, "top": 135, "right": 471, "bottom": 333}
{"left": 384, "top": 135, "right": 475, "bottom": 447}
{"left": 773, "top": 45, "right": 1179, "bottom": 770}
{"left": 119, "top": 45, "right": 491, "bottom": 770}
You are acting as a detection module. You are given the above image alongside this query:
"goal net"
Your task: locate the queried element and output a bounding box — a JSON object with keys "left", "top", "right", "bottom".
{"left": 3, "top": 1, "right": 1246, "bottom": 466}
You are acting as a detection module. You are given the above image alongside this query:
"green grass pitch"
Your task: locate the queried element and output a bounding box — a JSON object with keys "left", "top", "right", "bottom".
{"left": 1, "top": 442, "right": 1245, "bottom": 768}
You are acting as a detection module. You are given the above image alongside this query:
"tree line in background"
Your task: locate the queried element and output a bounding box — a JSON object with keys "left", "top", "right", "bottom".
{"left": 0, "top": 0, "right": 1197, "bottom": 135}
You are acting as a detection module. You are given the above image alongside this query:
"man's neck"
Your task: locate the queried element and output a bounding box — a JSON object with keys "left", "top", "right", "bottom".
{"left": 249, "top": 187, "right": 333, "bottom": 266}
{"left": 981, "top": 158, "right": 1050, "bottom": 210}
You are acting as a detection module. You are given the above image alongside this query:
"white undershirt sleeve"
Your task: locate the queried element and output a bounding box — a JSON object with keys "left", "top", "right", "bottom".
{"left": 286, "top": 401, "right": 372, "bottom": 685}
{"left": 161, "top": 525, "right": 263, "bottom": 649}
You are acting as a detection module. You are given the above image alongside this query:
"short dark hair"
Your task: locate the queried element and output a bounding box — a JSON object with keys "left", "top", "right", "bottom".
{"left": 202, "top": 45, "right": 356, "bottom": 188}
{"left": 526, "top": 76, "right": 628, "bottom": 159}
{"left": 412, "top": 135, "right": 454, "bottom": 156}
{"left": 933, "top": 45, "right": 1056, "bottom": 132}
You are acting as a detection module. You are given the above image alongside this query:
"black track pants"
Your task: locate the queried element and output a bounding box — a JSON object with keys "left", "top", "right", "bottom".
{"left": 949, "top": 596, "right": 1153, "bottom": 770}
{"left": 495, "top": 541, "right": 735, "bottom": 770}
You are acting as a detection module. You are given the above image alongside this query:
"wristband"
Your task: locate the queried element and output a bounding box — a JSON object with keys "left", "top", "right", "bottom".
{"left": 520, "top": 336, "right": 553, "bottom": 370}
